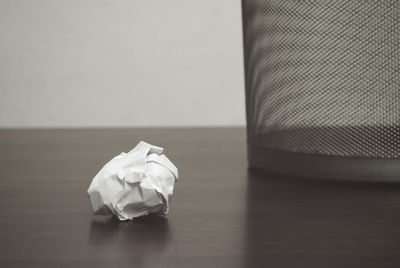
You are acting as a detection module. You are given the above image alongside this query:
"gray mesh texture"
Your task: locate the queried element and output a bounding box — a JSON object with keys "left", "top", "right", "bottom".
{"left": 243, "top": 0, "right": 400, "bottom": 158}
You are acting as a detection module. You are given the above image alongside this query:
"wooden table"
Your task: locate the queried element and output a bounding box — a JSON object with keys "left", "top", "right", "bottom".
{"left": 1, "top": 128, "right": 400, "bottom": 267}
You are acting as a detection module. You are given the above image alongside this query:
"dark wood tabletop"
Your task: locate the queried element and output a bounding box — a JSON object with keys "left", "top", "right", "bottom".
{"left": 1, "top": 128, "right": 400, "bottom": 267}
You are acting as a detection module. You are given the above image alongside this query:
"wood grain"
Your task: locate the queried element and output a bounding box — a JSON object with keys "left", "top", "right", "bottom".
{"left": 0, "top": 128, "right": 400, "bottom": 267}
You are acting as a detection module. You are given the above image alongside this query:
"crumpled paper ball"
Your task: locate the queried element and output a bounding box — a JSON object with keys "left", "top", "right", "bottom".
{"left": 87, "top": 141, "right": 178, "bottom": 220}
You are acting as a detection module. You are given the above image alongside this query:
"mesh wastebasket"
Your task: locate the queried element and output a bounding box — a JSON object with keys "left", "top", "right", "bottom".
{"left": 242, "top": 0, "right": 400, "bottom": 181}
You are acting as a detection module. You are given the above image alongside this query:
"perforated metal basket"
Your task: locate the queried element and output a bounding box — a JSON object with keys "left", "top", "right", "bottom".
{"left": 242, "top": 0, "right": 400, "bottom": 181}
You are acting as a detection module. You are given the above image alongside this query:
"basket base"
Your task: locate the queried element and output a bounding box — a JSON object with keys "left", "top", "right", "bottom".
{"left": 248, "top": 143, "right": 400, "bottom": 182}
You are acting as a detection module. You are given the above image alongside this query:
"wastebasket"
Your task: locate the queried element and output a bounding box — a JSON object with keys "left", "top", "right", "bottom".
{"left": 242, "top": 0, "right": 400, "bottom": 181}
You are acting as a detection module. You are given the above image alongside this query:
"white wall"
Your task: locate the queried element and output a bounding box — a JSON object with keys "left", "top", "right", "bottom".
{"left": 0, "top": 0, "right": 245, "bottom": 127}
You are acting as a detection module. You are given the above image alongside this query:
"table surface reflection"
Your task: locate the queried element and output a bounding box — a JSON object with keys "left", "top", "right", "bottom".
{"left": 0, "top": 128, "right": 400, "bottom": 268}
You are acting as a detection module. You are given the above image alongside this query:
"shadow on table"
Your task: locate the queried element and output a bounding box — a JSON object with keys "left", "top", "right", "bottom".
{"left": 245, "top": 168, "right": 400, "bottom": 268}
{"left": 89, "top": 214, "right": 170, "bottom": 267}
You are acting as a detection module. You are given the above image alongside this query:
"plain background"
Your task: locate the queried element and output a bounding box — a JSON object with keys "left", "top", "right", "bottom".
{"left": 0, "top": 0, "right": 245, "bottom": 128}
